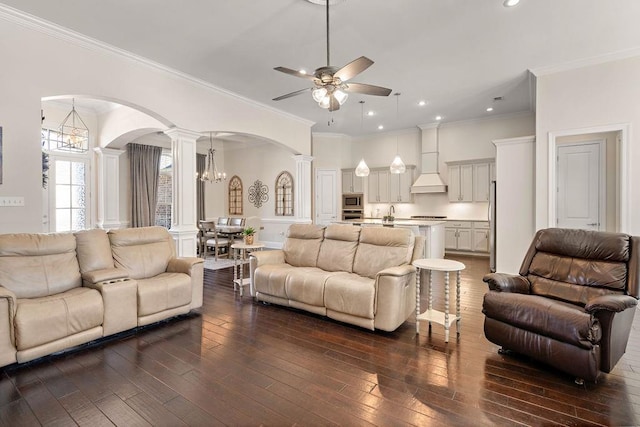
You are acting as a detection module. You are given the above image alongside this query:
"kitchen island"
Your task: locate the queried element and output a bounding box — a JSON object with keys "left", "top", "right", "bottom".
{"left": 335, "top": 218, "right": 445, "bottom": 259}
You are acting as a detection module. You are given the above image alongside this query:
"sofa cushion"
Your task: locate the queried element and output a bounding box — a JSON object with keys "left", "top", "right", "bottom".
{"left": 15, "top": 287, "right": 103, "bottom": 350}
{"left": 285, "top": 268, "right": 339, "bottom": 307}
{"left": 255, "top": 264, "right": 301, "bottom": 299}
{"left": 282, "top": 224, "right": 324, "bottom": 268}
{"left": 109, "top": 227, "right": 174, "bottom": 280}
{"left": 353, "top": 227, "right": 414, "bottom": 279}
{"left": 137, "top": 272, "right": 192, "bottom": 317}
{"left": 0, "top": 232, "right": 81, "bottom": 298}
{"left": 483, "top": 291, "right": 601, "bottom": 349}
{"left": 317, "top": 224, "right": 360, "bottom": 273}
{"left": 324, "top": 273, "right": 376, "bottom": 319}
{"left": 75, "top": 229, "right": 114, "bottom": 273}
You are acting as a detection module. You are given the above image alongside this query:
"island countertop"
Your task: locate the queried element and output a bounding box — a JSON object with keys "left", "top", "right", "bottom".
{"left": 336, "top": 219, "right": 446, "bottom": 227}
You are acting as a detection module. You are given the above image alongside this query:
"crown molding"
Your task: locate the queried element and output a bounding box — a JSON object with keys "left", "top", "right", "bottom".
{"left": 530, "top": 47, "right": 640, "bottom": 77}
{"left": 0, "top": 4, "right": 314, "bottom": 128}
{"left": 439, "top": 110, "right": 534, "bottom": 128}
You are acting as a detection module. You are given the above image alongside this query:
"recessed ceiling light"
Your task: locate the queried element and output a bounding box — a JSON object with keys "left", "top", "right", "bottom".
{"left": 418, "top": 100, "right": 426, "bottom": 107}
{"left": 367, "top": 111, "right": 375, "bottom": 116}
{"left": 378, "top": 125, "right": 384, "bottom": 130}
{"left": 299, "top": 69, "right": 307, "bottom": 75}
{"left": 486, "top": 107, "right": 494, "bottom": 112}
{"left": 503, "top": 0, "right": 520, "bottom": 7}
{"left": 435, "top": 115, "right": 442, "bottom": 121}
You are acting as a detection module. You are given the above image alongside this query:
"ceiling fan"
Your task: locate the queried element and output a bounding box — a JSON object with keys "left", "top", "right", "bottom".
{"left": 272, "top": 0, "right": 392, "bottom": 111}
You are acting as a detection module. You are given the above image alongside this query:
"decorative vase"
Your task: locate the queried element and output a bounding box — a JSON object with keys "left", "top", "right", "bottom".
{"left": 244, "top": 235, "right": 254, "bottom": 245}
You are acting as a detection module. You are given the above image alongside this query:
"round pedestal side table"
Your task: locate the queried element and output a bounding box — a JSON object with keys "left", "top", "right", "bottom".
{"left": 231, "top": 242, "right": 265, "bottom": 297}
{"left": 413, "top": 258, "right": 466, "bottom": 343}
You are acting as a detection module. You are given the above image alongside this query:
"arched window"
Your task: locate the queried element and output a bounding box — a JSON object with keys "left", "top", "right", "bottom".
{"left": 275, "top": 171, "right": 294, "bottom": 216}
{"left": 228, "top": 175, "right": 243, "bottom": 215}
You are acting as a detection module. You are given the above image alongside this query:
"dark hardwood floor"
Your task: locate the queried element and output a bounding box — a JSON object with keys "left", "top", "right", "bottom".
{"left": 1, "top": 255, "right": 639, "bottom": 426}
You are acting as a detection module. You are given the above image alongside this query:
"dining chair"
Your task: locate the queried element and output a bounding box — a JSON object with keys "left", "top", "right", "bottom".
{"left": 200, "top": 220, "right": 231, "bottom": 260}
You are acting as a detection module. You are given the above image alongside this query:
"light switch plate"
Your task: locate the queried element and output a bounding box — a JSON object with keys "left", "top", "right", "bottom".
{"left": 0, "top": 197, "right": 25, "bottom": 207}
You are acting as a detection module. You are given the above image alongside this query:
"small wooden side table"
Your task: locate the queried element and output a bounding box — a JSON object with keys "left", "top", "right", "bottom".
{"left": 231, "top": 242, "right": 265, "bottom": 297}
{"left": 413, "top": 258, "right": 466, "bottom": 342}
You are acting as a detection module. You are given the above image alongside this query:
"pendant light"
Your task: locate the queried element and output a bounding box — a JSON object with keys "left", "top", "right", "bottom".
{"left": 201, "top": 132, "right": 227, "bottom": 183}
{"left": 389, "top": 93, "right": 406, "bottom": 174}
{"left": 354, "top": 100, "right": 370, "bottom": 177}
{"left": 58, "top": 98, "right": 89, "bottom": 152}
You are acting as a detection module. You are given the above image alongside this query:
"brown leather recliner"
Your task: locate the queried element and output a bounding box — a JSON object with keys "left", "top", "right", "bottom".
{"left": 482, "top": 228, "right": 639, "bottom": 382}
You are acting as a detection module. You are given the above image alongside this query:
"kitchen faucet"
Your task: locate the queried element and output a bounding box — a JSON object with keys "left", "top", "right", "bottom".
{"left": 389, "top": 205, "right": 395, "bottom": 217}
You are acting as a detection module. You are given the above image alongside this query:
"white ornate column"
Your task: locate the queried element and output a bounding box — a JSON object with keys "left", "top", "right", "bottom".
{"left": 294, "top": 155, "right": 313, "bottom": 222}
{"left": 164, "top": 128, "right": 201, "bottom": 257}
{"left": 94, "top": 147, "right": 125, "bottom": 230}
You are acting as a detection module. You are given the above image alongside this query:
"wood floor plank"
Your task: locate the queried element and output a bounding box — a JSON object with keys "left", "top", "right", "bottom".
{"left": 1, "top": 256, "right": 639, "bottom": 426}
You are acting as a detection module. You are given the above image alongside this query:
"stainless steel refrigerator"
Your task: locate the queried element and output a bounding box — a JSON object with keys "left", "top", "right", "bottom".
{"left": 489, "top": 180, "right": 496, "bottom": 272}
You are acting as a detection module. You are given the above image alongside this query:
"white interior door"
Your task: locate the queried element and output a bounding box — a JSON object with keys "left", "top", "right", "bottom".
{"left": 315, "top": 169, "right": 338, "bottom": 225}
{"left": 557, "top": 142, "right": 603, "bottom": 230}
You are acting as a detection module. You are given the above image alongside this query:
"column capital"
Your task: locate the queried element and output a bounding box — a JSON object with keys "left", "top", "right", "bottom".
{"left": 163, "top": 127, "right": 202, "bottom": 141}
{"left": 293, "top": 154, "right": 314, "bottom": 163}
{"left": 93, "top": 147, "right": 125, "bottom": 156}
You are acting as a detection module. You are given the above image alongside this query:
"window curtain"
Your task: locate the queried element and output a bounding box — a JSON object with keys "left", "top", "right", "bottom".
{"left": 128, "top": 143, "right": 162, "bottom": 227}
{"left": 196, "top": 153, "right": 206, "bottom": 221}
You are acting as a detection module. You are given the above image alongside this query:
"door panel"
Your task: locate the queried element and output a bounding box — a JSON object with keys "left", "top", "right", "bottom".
{"left": 315, "top": 169, "right": 338, "bottom": 225}
{"left": 557, "top": 142, "right": 601, "bottom": 230}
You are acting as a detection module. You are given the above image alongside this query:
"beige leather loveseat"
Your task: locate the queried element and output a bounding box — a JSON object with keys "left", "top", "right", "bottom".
{"left": 0, "top": 226, "right": 203, "bottom": 368}
{"left": 250, "top": 224, "right": 423, "bottom": 331}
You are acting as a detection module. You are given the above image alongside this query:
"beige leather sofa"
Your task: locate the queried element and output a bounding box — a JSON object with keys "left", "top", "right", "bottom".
{"left": 250, "top": 224, "right": 424, "bottom": 331}
{"left": 0, "top": 226, "right": 203, "bottom": 368}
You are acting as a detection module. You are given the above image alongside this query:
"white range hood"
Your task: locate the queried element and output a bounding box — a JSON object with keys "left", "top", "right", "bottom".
{"left": 411, "top": 125, "right": 447, "bottom": 193}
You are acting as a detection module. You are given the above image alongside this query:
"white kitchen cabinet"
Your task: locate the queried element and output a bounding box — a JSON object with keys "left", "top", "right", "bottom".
{"left": 389, "top": 166, "right": 415, "bottom": 203}
{"left": 341, "top": 169, "right": 363, "bottom": 194}
{"left": 368, "top": 169, "right": 390, "bottom": 203}
{"left": 448, "top": 164, "right": 473, "bottom": 202}
{"left": 472, "top": 221, "right": 490, "bottom": 252}
{"left": 473, "top": 163, "right": 491, "bottom": 202}
{"left": 445, "top": 221, "right": 472, "bottom": 251}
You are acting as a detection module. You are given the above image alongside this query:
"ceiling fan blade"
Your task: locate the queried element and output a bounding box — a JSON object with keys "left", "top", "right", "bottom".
{"left": 274, "top": 66, "right": 316, "bottom": 81}
{"left": 272, "top": 87, "right": 311, "bottom": 101}
{"left": 334, "top": 56, "right": 374, "bottom": 82}
{"left": 328, "top": 95, "right": 340, "bottom": 112}
{"left": 344, "top": 82, "right": 392, "bottom": 97}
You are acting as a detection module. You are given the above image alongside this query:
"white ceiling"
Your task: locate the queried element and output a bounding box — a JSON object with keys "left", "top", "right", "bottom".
{"left": 6, "top": 0, "right": 640, "bottom": 137}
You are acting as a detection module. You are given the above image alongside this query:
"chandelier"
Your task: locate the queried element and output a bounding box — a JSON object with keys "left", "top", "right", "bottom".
{"left": 58, "top": 98, "right": 89, "bottom": 152}
{"left": 201, "top": 132, "right": 227, "bottom": 183}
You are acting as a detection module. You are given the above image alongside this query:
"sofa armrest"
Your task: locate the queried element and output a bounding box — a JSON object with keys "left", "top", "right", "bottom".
{"left": 585, "top": 294, "right": 638, "bottom": 313}
{"left": 251, "top": 250, "right": 285, "bottom": 267}
{"left": 85, "top": 279, "right": 138, "bottom": 336}
{"left": 483, "top": 273, "right": 530, "bottom": 294}
{"left": 167, "top": 257, "right": 204, "bottom": 310}
{"left": 374, "top": 265, "right": 417, "bottom": 332}
{"left": 167, "top": 257, "right": 204, "bottom": 275}
{"left": 0, "top": 286, "right": 16, "bottom": 344}
{"left": 377, "top": 265, "right": 416, "bottom": 278}
{"left": 81, "top": 268, "right": 129, "bottom": 286}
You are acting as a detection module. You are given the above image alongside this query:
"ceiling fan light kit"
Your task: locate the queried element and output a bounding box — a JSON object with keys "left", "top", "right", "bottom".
{"left": 273, "top": 0, "right": 391, "bottom": 112}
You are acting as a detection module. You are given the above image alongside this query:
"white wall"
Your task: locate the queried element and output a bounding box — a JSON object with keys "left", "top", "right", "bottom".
{"left": 535, "top": 56, "right": 640, "bottom": 235}
{"left": 223, "top": 141, "right": 303, "bottom": 246}
{"left": 0, "top": 15, "right": 312, "bottom": 233}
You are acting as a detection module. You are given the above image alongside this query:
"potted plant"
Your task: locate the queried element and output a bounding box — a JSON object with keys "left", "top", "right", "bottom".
{"left": 242, "top": 226, "right": 256, "bottom": 245}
